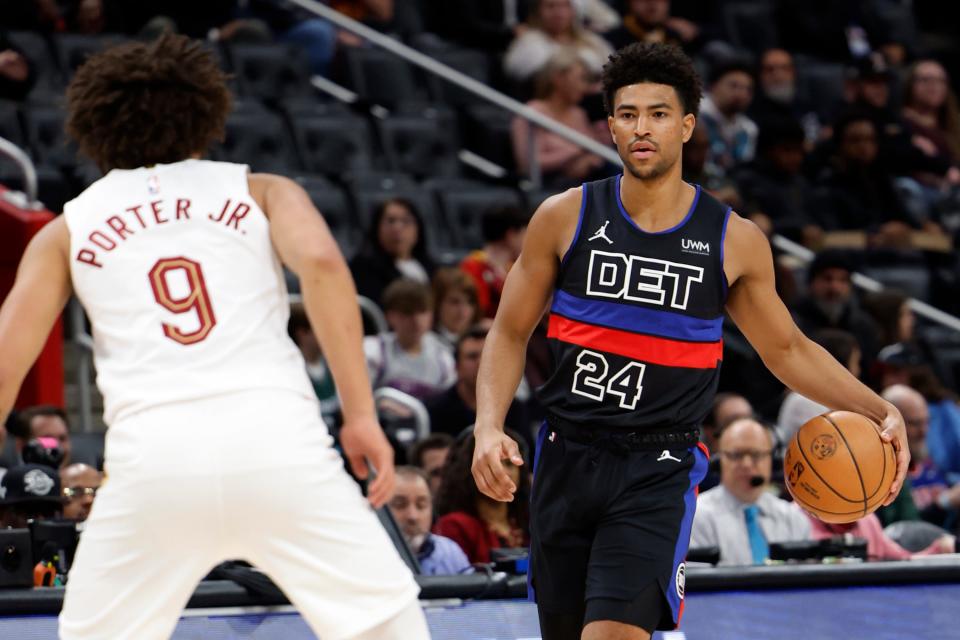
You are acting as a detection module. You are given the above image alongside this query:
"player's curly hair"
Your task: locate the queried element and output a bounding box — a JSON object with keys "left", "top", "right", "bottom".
{"left": 601, "top": 42, "right": 702, "bottom": 118}
{"left": 435, "top": 430, "right": 530, "bottom": 531}
{"left": 66, "top": 33, "right": 231, "bottom": 171}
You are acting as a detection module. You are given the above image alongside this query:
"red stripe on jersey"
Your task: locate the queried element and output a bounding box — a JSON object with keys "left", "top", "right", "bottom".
{"left": 548, "top": 315, "right": 722, "bottom": 369}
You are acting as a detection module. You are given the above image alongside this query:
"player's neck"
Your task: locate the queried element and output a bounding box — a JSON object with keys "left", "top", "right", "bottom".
{"left": 619, "top": 165, "right": 694, "bottom": 232}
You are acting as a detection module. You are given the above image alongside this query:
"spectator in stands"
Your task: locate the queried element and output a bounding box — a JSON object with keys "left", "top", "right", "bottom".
{"left": 434, "top": 431, "right": 529, "bottom": 564}
{"left": 883, "top": 385, "right": 957, "bottom": 528}
{"left": 12, "top": 406, "right": 72, "bottom": 469}
{"left": 388, "top": 466, "right": 472, "bottom": 575}
{"left": 408, "top": 433, "right": 453, "bottom": 497}
{"left": 460, "top": 206, "right": 528, "bottom": 319}
{"left": 792, "top": 250, "right": 880, "bottom": 373}
{"left": 699, "top": 60, "right": 759, "bottom": 173}
{"left": 0, "top": 32, "right": 35, "bottom": 101}
{"left": 288, "top": 303, "right": 338, "bottom": 417}
{"left": 812, "top": 112, "right": 921, "bottom": 243}
{"left": 806, "top": 511, "right": 955, "bottom": 560}
{"left": 733, "top": 117, "right": 819, "bottom": 243}
{"left": 748, "top": 49, "right": 819, "bottom": 136}
{"left": 901, "top": 59, "right": 960, "bottom": 188}
{"left": 60, "top": 463, "right": 101, "bottom": 523}
{"left": 503, "top": 0, "right": 613, "bottom": 86}
{"left": 510, "top": 49, "right": 608, "bottom": 187}
{"left": 698, "top": 392, "right": 754, "bottom": 492}
{"left": 907, "top": 365, "right": 960, "bottom": 478}
{"left": 364, "top": 279, "right": 455, "bottom": 401}
{"left": 682, "top": 124, "right": 742, "bottom": 208}
{"left": 432, "top": 268, "right": 480, "bottom": 353}
{"left": 426, "top": 327, "right": 527, "bottom": 441}
{"left": 349, "top": 198, "right": 436, "bottom": 307}
{"left": 604, "top": 0, "right": 683, "bottom": 51}
{"left": 0, "top": 464, "right": 62, "bottom": 529}
{"left": 702, "top": 392, "right": 753, "bottom": 454}
{"left": 863, "top": 290, "right": 916, "bottom": 352}
{"left": 777, "top": 329, "right": 860, "bottom": 444}
{"left": 691, "top": 418, "right": 811, "bottom": 566}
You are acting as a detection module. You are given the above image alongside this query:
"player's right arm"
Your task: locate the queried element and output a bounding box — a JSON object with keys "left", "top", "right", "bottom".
{"left": 251, "top": 174, "right": 394, "bottom": 508}
{"left": 0, "top": 218, "right": 72, "bottom": 426}
{"left": 472, "top": 188, "right": 580, "bottom": 502}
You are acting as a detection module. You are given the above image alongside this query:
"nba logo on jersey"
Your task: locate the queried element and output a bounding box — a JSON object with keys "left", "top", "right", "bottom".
{"left": 147, "top": 174, "right": 160, "bottom": 195}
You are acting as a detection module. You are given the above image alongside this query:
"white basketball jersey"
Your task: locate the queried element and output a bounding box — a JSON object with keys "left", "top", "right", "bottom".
{"left": 63, "top": 159, "right": 316, "bottom": 425}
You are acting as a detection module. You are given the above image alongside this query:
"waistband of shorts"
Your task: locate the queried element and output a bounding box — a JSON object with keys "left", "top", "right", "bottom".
{"left": 545, "top": 414, "right": 701, "bottom": 451}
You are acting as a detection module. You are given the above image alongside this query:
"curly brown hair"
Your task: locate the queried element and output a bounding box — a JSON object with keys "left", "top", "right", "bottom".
{"left": 65, "top": 33, "right": 232, "bottom": 171}
{"left": 435, "top": 430, "right": 530, "bottom": 534}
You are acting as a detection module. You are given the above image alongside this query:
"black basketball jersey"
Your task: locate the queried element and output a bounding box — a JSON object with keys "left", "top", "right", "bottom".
{"left": 537, "top": 174, "right": 731, "bottom": 430}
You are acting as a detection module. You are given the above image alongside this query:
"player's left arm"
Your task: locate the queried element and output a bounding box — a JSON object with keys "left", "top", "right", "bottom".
{"left": 723, "top": 213, "right": 908, "bottom": 505}
{"left": 0, "top": 217, "right": 73, "bottom": 426}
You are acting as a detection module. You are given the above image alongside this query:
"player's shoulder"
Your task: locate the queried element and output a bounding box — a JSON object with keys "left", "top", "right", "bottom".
{"left": 526, "top": 186, "right": 585, "bottom": 259}
{"left": 722, "top": 211, "right": 772, "bottom": 285}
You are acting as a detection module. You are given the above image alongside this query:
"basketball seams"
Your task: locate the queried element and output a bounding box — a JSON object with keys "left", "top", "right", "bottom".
{"left": 821, "top": 414, "right": 868, "bottom": 518}
{"left": 792, "top": 417, "right": 864, "bottom": 505}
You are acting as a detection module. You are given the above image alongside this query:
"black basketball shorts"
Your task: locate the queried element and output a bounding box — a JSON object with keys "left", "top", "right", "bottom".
{"left": 527, "top": 422, "right": 709, "bottom": 631}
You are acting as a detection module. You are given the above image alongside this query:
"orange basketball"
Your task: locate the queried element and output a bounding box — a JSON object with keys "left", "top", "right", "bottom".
{"left": 784, "top": 410, "right": 896, "bottom": 524}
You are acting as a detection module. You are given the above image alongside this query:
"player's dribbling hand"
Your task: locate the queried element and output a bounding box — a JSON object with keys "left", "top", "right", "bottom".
{"left": 880, "top": 404, "right": 910, "bottom": 507}
{"left": 472, "top": 426, "right": 524, "bottom": 503}
{"left": 340, "top": 417, "right": 395, "bottom": 509}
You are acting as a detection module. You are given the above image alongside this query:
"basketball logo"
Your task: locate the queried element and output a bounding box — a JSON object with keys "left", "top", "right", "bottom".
{"left": 810, "top": 434, "right": 837, "bottom": 460}
{"left": 675, "top": 562, "right": 685, "bottom": 599}
{"left": 788, "top": 460, "right": 804, "bottom": 485}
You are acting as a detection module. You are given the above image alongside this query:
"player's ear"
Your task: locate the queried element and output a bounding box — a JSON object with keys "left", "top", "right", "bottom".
{"left": 607, "top": 115, "right": 616, "bottom": 143}
{"left": 681, "top": 114, "right": 696, "bottom": 144}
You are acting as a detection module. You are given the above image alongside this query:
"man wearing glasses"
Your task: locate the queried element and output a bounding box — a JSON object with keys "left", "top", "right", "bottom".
{"left": 60, "top": 464, "right": 102, "bottom": 524}
{"left": 690, "top": 418, "right": 810, "bottom": 566}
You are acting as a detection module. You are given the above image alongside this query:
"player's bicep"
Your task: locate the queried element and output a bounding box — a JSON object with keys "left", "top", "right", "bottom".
{"left": 491, "top": 198, "right": 570, "bottom": 339}
{"left": 0, "top": 219, "right": 72, "bottom": 388}
{"left": 724, "top": 219, "right": 801, "bottom": 360}
{"left": 255, "top": 174, "right": 345, "bottom": 277}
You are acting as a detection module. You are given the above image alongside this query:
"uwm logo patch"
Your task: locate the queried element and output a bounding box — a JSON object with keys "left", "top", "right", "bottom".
{"left": 586, "top": 250, "right": 704, "bottom": 310}
{"left": 681, "top": 238, "right": 710, "bottom": 255}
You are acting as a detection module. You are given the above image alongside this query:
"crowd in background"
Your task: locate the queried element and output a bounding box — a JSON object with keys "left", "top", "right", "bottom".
{"left": 2, "top": 0, "right": 960, "bottom": 574}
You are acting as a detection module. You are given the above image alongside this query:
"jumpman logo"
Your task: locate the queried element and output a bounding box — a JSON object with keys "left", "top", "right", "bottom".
{"left": 588, "top": 220, "right": 613, "bottom": 244}
{"left": 657, "top": 450, "right": 682, "bottom": 463}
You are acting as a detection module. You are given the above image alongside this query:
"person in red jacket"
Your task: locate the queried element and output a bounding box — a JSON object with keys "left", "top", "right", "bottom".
{"left": 460, "top": 206, "right": 528, "bottom": 319}
{"left": 433, "top": 430, "right": 530, "bottom": 563}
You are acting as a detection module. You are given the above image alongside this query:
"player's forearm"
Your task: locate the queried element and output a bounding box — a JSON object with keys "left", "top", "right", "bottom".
{"left": 765, "top": 336, "right": 894, "bottom": 424}
{"left": 300, "top": 260, "right": 376, "bottom": 422}
{"left": 475, "top": 328, "right": 528, "bottom": 433}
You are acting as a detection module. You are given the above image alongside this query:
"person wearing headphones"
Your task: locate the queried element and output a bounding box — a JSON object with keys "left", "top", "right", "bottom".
{"left": 690, "top": 417, "right": 810, "bottom": 566}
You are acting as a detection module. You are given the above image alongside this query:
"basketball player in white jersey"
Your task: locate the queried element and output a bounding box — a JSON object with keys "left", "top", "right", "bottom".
{"left": 0, "top": 34, "right": 430, "bottom": 639}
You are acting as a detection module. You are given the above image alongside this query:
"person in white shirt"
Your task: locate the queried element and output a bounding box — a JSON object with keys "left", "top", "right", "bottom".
{"left": 365, "top": 279, "right": 456, "bottom": 401}
{"left": 691, "top": 418, "right": 811, "bottom": 566}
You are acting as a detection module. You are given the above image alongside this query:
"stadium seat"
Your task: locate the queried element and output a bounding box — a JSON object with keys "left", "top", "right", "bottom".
{"left": 344, "top": 47, "right": 428, "bottom": 107}
{"left": 0, "top": 101, "right": 23, "bottom": 145}
{"left": 795, "top": 60, "right": 846, "bottom": 121}
{"left": 434, "top": 184, "right": 524, "bottom": 249}
{"left": 883, "top": 520, "right": 950, "bottom": 553}
{"left": 290, "top": 112, "right": 375, "bottom": 176}
{"left": 461, "top": 104, "right": 516, "bottom": 176}
{"left": 376, "top": 115, "right": 460, "bottom": 179}
{"left": 342, "top": 170, "right": 417, "bottom": 191}
{"left": 22, "top": 104, "right": 76, "bottom": 168}
{"left": 425, "top": 48, "right": 491, "bottom": 106}
{"left": 293, "top": 175, "right": 361, "bottom": 257}
{"left": 722, "top": 2, "right": 778, "bottom": 55}
{"left": 227, "top": 44, "right": 315, "bottom": 101}
{"left": 217, "top": 111, "right": 299, "bottom": 173}
{"left": 6, "top": 31, "right": 63, "bottom": 98}
{"left": 53, "top": 33, "right": 125, "bottom": 79}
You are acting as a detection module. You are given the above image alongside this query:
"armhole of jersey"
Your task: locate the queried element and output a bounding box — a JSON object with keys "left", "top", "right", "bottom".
{"left": 719, "top": 206, "right": 732, "bottom": 299}
{"left": 559, "top": 183, "right": 588, "bottom": 267}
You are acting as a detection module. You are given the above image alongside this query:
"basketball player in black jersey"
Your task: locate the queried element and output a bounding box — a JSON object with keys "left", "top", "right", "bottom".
{"left": 472, "top": 43, "right": 909, "bottom": 640}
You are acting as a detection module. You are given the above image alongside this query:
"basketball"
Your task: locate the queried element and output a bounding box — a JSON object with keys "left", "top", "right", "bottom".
{"left": 784, "top": 411, "right": 896, "bottom": 524}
